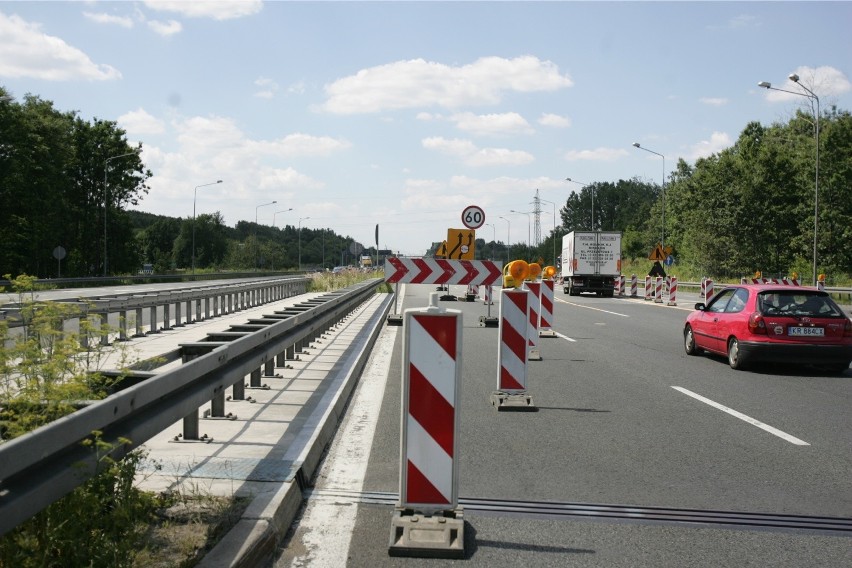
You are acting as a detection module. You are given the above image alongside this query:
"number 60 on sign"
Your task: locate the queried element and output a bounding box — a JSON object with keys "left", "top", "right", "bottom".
{"left": 461, "top": 205, "right": 485, "bottom": 229}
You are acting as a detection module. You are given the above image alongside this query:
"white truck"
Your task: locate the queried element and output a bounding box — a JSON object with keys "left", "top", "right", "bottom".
{"left": 561, "top": 231, "right": 622, "bottom": 297}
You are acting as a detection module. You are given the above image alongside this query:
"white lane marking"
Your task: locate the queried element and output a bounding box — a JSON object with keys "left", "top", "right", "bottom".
{"left": 555, "top": 296, "right": 629, "bottom": 317}
{"left": 279, "top": 311, "right": 399, "bottom": 567}
{"left": 672, "top": 386, "right": 810, "bottom": 446}
{"left": 554, "top": 331, "right": 577, "bottom": 342}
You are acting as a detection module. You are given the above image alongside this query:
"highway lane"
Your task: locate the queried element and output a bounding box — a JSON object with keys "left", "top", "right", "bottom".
{"left": 275, "top": 284, "right": 851, "bottom": 567}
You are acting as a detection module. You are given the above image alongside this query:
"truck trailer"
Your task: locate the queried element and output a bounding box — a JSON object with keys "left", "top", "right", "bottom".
{"left": 561, "top": 231, "right": 622, "bottom": 296}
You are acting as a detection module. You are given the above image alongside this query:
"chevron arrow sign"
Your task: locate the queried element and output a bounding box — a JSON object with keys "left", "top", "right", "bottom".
{"left": 384, "top": 257, "right": 502, "bottom": 286}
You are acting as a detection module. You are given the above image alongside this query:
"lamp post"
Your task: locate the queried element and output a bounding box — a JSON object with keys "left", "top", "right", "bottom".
{"left": 758, "top": 74, "right": 820, "bottom": 286}
{"left": 191, "top": 179, "right": 223, "bottom": 274}
{"left": 298, "top": 216, "right": 310, "bottom": 271}
{"left": 255, "top": 200, "right": 277, "bottom": 270}
{"left": 484, "top": 222, "right": 496, "bottom": 260}
{"left": 565, "top": 177, "right": 592, "bottom": 230}
{"left": 632, "top": 143, "right": 666, "bottom": 248}
{"left": 510, "top": 210, "right": 532, "bottom": 258}
{"left": 103, "top": 151, "right": 136, "bottom": 276}
{"left": 539, "top": 197, "right": 558, "bottom": 267}
{"left": 499, "top": 216, "right": 511, "bottom": 264}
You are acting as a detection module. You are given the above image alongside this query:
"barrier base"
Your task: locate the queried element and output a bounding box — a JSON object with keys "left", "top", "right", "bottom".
{"left": 528, "top": 348, "right": 542, "bottom": 361}
{"left": 478, "top": 316, "right": 499, "bottom": 328}
{"left": 490, "top": 391, "right": 536, "bottom": 411}
{"left": 439, "top": 294, "right": 458, "bottom": 302}
{"left": 667, "top": 301, "right": 677, "bottom": 306}
{"left": 465, "top": 293, "right": 477, "bottom": 302}
{"left": 538, "top": 329, "right": 557, "bottom": 338}
{"left": 388, "top": 507, "right": 465, "bottom": 559}
{"left": 387, "top": 314, "right": 403, "bottom": 326}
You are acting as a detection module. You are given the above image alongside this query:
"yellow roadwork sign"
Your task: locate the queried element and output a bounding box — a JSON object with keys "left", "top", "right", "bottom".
{"left": 648, "top": 244, "right": 666, "bottom": 261}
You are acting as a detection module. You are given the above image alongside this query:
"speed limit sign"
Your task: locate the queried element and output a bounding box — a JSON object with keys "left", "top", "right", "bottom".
{"left": 461, "top": 205, "right": 485, "bottom": 229}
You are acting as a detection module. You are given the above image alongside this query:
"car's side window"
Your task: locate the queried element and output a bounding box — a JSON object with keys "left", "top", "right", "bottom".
{"left": 725, "top": 288, "right": 749, "bottom": 313}
{"left": 706, "top": 289, "right": 735, "bottom": 313}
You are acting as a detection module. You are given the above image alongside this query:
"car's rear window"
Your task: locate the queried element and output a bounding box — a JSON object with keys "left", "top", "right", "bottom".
{"left": 758, "top": 291, "right": 844, "bottom": 318}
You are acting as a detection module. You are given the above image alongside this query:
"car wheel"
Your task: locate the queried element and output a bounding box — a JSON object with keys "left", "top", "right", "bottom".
{"left": 727, "top": 337, "right": 747, "bottom": 370}
{"left": 684, "top": 325, "right": 698, "bottom": 355}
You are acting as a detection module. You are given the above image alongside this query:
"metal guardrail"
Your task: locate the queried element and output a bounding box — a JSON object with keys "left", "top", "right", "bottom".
{"left": 0, "top": 276, "right": 312, "bottom": 331}
{"left": 0, "top": 278, "right": 383, "bottom": 536}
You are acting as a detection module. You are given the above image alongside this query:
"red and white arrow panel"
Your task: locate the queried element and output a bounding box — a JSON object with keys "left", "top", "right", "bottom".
{"left": 384, "top": 257, "right": 502, "bottom": 286}
{"left": 400, "top": 310, "right": 462, "bottom": 509}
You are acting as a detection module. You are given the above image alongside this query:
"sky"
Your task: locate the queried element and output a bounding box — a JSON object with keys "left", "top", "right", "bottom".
{"left": 1, "top": 1, "right": 851, "bottom": 257}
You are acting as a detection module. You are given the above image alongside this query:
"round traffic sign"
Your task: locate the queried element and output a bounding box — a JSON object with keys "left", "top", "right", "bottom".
{"left": 461, "top": 205, "right": 485, "bottom": 229}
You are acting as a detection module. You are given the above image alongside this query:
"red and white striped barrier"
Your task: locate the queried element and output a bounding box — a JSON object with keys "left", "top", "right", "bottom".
{"left": 539, "top": 279, "right": 556, "bottom": 338}
{"left": 491, "top": 288, "right": 534, "bottom": 410}
{"left": 481, "top": 285, "right": 494, "bottom": 305}
{"left": 667, "top": 276, "right": 678, "bottom": 306}
{"left": 614, "top": 275, "right": 623, "bottom": 296}
{"left": 701, "top": 277, "right": 714, "bottom": 302}
{"left": 817, "top": 280, "right": 825, "bottom": 291}
{"left": 400, "top": 297, "right": 462, "bottom": 510}
{"left": 523, "top": 281, "right": 542, "bottom": 360}
{"left": 392, "top": 294, "right": 465, "bottom": 557}
{"left": 630, "top": 274, "right": 638, "bottom": 297}
{"left": 644, "top": 275, "right": 652, "bottom": 301}
{"left": 654, "top": 276, "right": 664, "bottom": 303}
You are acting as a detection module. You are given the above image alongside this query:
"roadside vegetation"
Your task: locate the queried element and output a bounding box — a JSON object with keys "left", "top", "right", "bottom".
{"left": 0, "top": 274, "right": 246, "bottom": 567}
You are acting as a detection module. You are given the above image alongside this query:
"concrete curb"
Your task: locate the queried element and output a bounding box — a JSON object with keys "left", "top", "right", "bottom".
{"left": 197, "top": 292, "right": 394, "bottom": 568}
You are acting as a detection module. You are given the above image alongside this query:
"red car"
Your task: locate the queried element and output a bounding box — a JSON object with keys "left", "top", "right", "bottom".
{"left": 684, "top": 284, "right": 852, "bottom": 373}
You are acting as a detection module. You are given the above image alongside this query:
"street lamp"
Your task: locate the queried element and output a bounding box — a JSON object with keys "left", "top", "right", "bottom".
{"left": 539, "top": 197, "right": 558, "bottom": 267}
{"left": 758, "top": 74, "right": 820, "bottom": 286}
{"left": 565, "top": 177, "right": 592, "bottom": 230}
{"left": 255, "top": 200, "right": 277, "bottom": 270}
{"left": 273, "top": 208, "right": 293, "bottom": 227}
{"left": 632, "top": 143, "right": 666, "bottom": 248}
{"left": 103, "top": 151, "right": 137, "bottom": 276}
{"left": 298, "top": 216, "right": 310, "bottom": 271}
{"left": 191, "top": 179, "right": 223, "bottom": 274}
{"left": 499, "top": 216, "right": 511, "bottom": 264}
{"left": 510, "top": 210, "right": 532, "bottom": 257}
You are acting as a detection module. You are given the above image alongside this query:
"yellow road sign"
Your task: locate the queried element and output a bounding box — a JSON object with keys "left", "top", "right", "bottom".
{"left": 435, "top": 240, "right": 448, "bottom": 258}
{"left": 446, "top": 228, "right": 475, "bottom": 260}
{"left": 648, "top": 244, "right": 666, "bottom": 261}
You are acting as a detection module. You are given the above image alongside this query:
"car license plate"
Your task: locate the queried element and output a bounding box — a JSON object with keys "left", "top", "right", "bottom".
{"left": 788, "top": 326, "right": 824, "bottom": 337}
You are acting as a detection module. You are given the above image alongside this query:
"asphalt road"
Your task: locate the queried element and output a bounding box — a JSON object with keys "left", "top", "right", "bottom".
{"left": 274, "top": 284, "right": 851, "bottom": 567}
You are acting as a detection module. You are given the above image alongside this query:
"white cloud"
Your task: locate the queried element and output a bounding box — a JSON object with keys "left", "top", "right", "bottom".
{"left": 254, "top": 76, "right": 279, "bottom": 99}
{"left": 143, "top": 0, "right": 263, "bottom": 20}
{"left": 118, "top": 108, "right": 165, "bottom": 135}
{"left": 450, "top": 112, "right": 534, "bottom": 136}
{"left": 422, "top": 136, "right": 534, "bottom": 167}
{"left": 538, "top": 113, "right": 571, "bottom": 128}
{"left": 83, "top": 12, "right": 134, "bottom": 28}
{"left": 699, "top": 97, "right": 728, "bottom": 107}
{"left": 687, "top": 131, "right": 732, "bottom": 161}
{"left": 321, "top": 55, "right": 573, "bottom": 114}
{"left": 147, "top": 19, "right": 182, "bottom": 36}
{"left": 727, "top": 14, "right": 759, "bottom": 29}
{"left": 564, "top": 147, "right": 629, "bottom": 161}
{"left": 0, "top": 12, "right": 121, "bottom": 80}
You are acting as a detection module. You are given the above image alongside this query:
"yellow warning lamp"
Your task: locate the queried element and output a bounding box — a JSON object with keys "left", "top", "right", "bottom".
{"left": 526, "top": 263, "right": 541, "bottom": 281}
{"left": 818, "top": 273, "right": 826, "bottom": 282}
{"left": 791, "top": 271, "right": 799, "bottom": 281}
{"left": 754, "top": 270, "right": 762, "bottom": 279}
{"left": 542, "top": 265, "right": 557, "bottom": 280}
{"left": 503, "top": 260, "right": 529, "bottom": 288}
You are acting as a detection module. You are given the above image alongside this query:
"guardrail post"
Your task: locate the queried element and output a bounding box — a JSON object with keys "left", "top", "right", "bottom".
{"left": 134, "top": 306, "right": 145, "bottom": 336}
{"left": 173, "top": 299, "right": 183, "bottom": 327}
{"left": 163, "top": 301, "right": 171, "bottom": 331}
{"left": 148, "top": 304, "right": 159, "bottom": 334}
{"left": 118, "top": 309, "right": 129, "bottom": 341}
